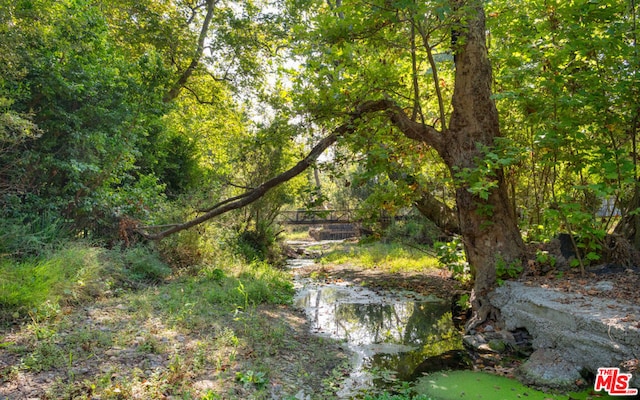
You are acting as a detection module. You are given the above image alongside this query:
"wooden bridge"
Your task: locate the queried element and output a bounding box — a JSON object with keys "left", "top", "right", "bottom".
{"left": 279, "top": 209, "right": 355, "bottom": 225}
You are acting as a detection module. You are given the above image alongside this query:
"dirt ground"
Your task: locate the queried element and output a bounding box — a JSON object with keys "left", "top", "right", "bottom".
{"left": 0, "top": 284, "right": 351, "bottom": 399}
{"left": 2, "top": 253, "right": 637, "bottom": 399}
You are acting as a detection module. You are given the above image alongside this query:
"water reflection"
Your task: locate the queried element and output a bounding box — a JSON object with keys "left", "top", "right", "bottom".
{"left": 294, "top": 279, "right": 464, "bottom": 397}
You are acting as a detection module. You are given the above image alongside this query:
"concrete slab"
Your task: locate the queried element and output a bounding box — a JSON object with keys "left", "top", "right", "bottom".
{"left": 490, "top": 281, "right": 640, "bottom": 391}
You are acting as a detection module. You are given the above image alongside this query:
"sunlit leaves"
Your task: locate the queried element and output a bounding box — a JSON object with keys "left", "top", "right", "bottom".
{"left": 489, "top": 0, "right": 638, "bottom": 240}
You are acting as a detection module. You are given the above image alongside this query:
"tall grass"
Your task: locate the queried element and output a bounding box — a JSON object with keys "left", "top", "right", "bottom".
{"left": 0, "top": 242, "right": 172, "bottom": 321}
{"left": 0, "top": 245, "right": 107, "bottom": 312}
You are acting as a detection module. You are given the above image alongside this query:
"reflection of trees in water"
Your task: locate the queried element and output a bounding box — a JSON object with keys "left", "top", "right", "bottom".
{"left": 371, "top": 312, "right": 464, "bottom": 381}
{"left": 332, "top": 299, "right": 451, "bottom": 346}
{"left": 335, "top": 302, "right": 412, "bottom": 345}
{"left": 298, "top": 286, "right": 458, "bottom": 351}
{"left": 403, "top": 302, "right": 451, "bottom": 344}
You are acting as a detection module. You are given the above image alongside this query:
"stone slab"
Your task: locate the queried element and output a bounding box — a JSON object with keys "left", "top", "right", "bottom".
{"left": 490, "top": 281, "right": 640, "bottom": 391}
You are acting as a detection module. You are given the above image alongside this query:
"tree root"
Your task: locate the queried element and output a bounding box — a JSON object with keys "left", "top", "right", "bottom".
{"left": 465, "top": 289, "right": 501, "bottom": 332}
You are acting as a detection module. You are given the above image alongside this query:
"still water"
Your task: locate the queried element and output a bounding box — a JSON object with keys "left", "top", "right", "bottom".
{"left": 293, "top": 271, "right": 464, "bottom": 397}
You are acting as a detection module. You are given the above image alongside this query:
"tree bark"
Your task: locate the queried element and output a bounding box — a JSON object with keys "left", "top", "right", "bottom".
{"left": 362, "top": 2, "right": 526, "bottom": 329}
{"left": 413, "top": 188, "right": 460, "bottom": 235}
{"left": 163, "top": 0, "right": 218, "bottom": 103}
{"left": 444, "top": 1, "right": 526, "bottom": 329}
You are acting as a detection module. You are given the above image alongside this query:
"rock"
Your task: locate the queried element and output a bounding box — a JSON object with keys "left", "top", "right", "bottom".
{"left": 487, "top": 339, "right": 507, "bottom": 353}
{"left": 462, "top": 333, "right": 486, "bottom": 350}
{"left": 584, "top": 280, "right": 614, "bottom": 292}
{"left": 491, "top": 281, "right": 640, "bottom": 391}
{"left": 518, "top": 349, "right": 583, "bottom": 391}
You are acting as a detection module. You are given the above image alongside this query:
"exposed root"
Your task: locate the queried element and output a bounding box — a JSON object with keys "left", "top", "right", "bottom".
{"left": 465, "top": 289, "right": 501, "bottom": 332}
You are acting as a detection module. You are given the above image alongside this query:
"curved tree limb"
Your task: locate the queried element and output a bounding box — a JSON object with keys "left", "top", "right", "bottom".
{"left": 136, "top": 102, "right": 390, "bottom": 240}
{"left": 358, "top": 99, "right": 444, "bottom": 153}
{"left": 136, "top": 99, "right": 442, "bottom": 240}
{"left": 136, "top": 131, "right": 340, "bottom": 240}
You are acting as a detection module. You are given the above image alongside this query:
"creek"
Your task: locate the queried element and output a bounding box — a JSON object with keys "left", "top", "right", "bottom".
{"left": 287, "top": 240, "right": 469, "bottom": 397}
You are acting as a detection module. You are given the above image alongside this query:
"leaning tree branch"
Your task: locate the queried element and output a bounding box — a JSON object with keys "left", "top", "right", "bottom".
{"left": 358, "top": 99, "right": 444, "bottom": 153}
{"left": 135, "top": 99, "right": 441, "bottom": 240}
{"left": 136, "top": 131, "right": 339, "bottom": 240}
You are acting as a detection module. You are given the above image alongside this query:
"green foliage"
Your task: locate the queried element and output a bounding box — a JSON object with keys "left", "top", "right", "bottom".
{"left": 0, "top": 243, "right": 122, "bottom": 320}
{"left": 21, "top": 341, "right": 65, "bottom": 372}
{"left": 234, "top": 225, "right": 280, "bottom": 263}
{"left": 495, "top": 256, "right": 524, "bottom": 286}
{"left": 0, "top": 214, "right": 70, "bottom": 257}
{"left": 434, "top": 236, "right": 470, "bottom": 282}
{"left": 235, "top": 369, "right": 268, "bottom": 388}
{"left": 383, "top": 217, "right": 441, "bottom": 245}
{"left": 489, "top": 0, "right": 639, "bottom": 244}
{"left": 535, "top": 250, "right": 557, "bottom": 269}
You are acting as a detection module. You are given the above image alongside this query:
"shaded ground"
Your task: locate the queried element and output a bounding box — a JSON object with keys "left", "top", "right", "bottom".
{"left": 0, "top": 282, "right": 349, "bottom": 399}
{"left": 519, "top": 264, "right": 640, "bottom": 309}
{"left": 293, "top": 262, "right": 461, "bottom": 301}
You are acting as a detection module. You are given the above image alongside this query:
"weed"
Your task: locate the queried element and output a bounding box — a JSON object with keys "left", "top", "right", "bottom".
{"left": 22, "top": 340, "right": 64, "bottom": 372}
{"left": 202, "top": 267, "right": 226, "bottom": 282}
{"left": 495, "top": 256, "right": 523, "bottom": 286}
{"left": 0, "top": 243, "right": 126, "bottom": 321}
{"left": 535, "top": 250, "right": 557, "bottom": 268}
{"left": 216, "top": 327, "right": 240, "bottom": 347}
{"left": 122, "top": 245, "right": 172, "bottom": 283}
{"left": 236, "top": 369, "right": 268, "bottom": 388}
{"left": 65, "top": 327, "right": 113, "bottom": 352}
{"left": 434, "top": 236, "right": 470, "bottom": 282}
{"left": 201, "top": 390, "right": 221, "bottom": 400}
{"left": 166, "top": 353, "right": 187, "bottom": 385}
{"left": 136, "top": 335, "right": 164, "bottom": 354}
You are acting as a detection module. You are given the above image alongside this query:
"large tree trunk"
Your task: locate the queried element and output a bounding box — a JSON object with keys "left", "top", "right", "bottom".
{"left": 374, "top": 1, "right": 526, "bottom": 329}
{"left": 443, "top": 1, "right": 525, "bottom": 329}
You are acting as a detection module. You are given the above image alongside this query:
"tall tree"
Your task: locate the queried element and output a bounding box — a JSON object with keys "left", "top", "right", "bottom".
{"left": 139, "top": 0, "right": 525, "bottom": 328}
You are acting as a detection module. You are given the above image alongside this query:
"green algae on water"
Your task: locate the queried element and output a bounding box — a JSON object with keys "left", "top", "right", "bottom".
{"left": 414, "top": 370, "right": 615, "bottom": 400}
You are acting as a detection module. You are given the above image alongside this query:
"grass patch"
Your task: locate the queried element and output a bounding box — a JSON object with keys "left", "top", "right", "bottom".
{"left": 320, "top": 241, "right": 440, "bottom": 272}
{"left": 415, "top": 370, "right": 615, "bottom": 400}
{"left": 0, "top": 245, "right": 115, "bottom": 318}
{"left": 0, "top": 233, "right": 347, "bottom": 399}
{"left": 139, "top": 260, "right": 295, "bottom": 330}
{"left": 282, "top": 227, "right": 313, "bottom": 241}
{"left": 0, "top": 242, "right": 172, "bottom": 322}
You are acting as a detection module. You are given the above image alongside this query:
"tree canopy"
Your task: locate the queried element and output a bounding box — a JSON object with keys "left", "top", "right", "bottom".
{"left": 2, "top": 0, "right": 638, "bottom": 325}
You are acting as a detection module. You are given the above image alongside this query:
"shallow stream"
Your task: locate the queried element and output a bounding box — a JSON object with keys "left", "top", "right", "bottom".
{"left": 287, "top": 242, "right": 466, "bottom": 397}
